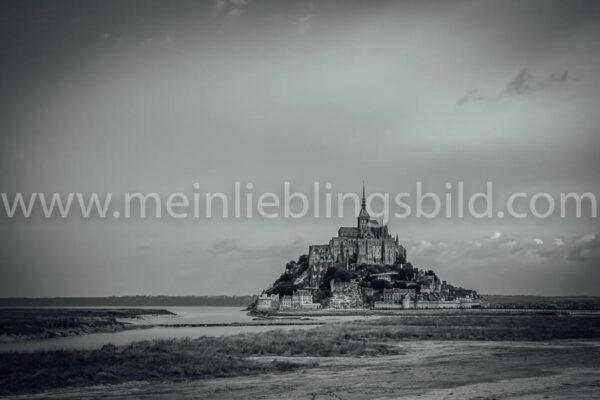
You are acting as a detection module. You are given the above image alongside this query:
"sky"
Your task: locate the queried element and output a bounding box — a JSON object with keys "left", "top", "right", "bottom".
{"left": 0, "top": 0, "right": 599, "bottom": 296}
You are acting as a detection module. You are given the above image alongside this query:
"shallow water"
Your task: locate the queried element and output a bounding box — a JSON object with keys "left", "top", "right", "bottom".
{"left": 0, "top": 306, "right": 317, "bottom": 352}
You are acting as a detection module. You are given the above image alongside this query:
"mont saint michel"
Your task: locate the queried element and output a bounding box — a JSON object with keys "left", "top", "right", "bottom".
{"left": 3, "top": 1, "right": 600, "bottom": 398}
{"left": 255, "top": 186, "right": 481, "bottom": 312}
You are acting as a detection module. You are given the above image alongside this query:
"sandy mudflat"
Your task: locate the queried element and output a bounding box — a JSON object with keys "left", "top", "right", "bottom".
{"left": 3, "top": 340, "right": 599, "bottom": 400}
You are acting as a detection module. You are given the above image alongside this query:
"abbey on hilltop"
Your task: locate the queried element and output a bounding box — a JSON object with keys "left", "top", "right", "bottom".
{"left": 254, "top": 184, "right": 481, "bottom": 312}
{"left": 308, "top": 184, "right": 407, "bottom": 286}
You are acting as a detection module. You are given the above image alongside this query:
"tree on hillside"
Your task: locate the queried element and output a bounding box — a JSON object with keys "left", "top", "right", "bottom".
{"left": 296, "top": 254, "right": 309, "bottom": 274}
{"left": 407, "top": 283, "right": 421, "bottom": 294}
{"left": 297, "top": 254, "right": 309, "bottom": 267}
{"left": 277, "top": 272, "right": 293, "bottom": 282}
{"left": 338, "top": 269, "right": 352, "bottom": 282}
{"left": 268, "top": 281, "right": 297, "bottom": 297}
{"left": 371, "top": 279, "right": 391, "bottom": 290}
{"left": 313, "top": 289, "right": 330, "bottom": 304}
{"left": 395, "top": 253, "right": 406, "bottom": 264}
{"left": 318, "top": 267, "right": 352, "bottom": 292}
{"left": 354, "top": 263, "right": 368, "bottom": 272}
{"left": 392, "top": 269, "right": 414, "bottom": 281}
{"left": 285, "top": 260, "right": 296, "bottom": 270}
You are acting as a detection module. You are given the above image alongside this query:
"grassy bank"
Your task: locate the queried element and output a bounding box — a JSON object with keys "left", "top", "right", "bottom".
{"left": 482, "top": 295, "right": 600, "bottom": 310}
{"left": 1, "top": 313, "right": 599, "bottom": 395}
{"left": 0, "top": 329, "right": 398, "bottom": 395}
{"left": 344, "top": 313, "right": 600, "bottom": 341}
{"left": 0, "top": 308, "right": 175, "bottom": 342}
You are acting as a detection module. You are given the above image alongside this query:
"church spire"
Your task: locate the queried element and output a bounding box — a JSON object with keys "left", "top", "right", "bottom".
{"left": 361, "top": 181, "right": 366, "bottom": 210}
{"left": 358, "top": 181, "right": 370, "bottom": 226}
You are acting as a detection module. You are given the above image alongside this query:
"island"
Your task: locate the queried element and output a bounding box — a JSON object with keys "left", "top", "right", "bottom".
{"left": 253, "top": 185, "right": 481, "bottom": 313}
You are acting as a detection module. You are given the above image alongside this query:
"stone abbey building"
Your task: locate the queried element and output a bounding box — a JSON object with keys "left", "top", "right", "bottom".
{"left": 308, "top": 185, "right": 407, "bottom": 287}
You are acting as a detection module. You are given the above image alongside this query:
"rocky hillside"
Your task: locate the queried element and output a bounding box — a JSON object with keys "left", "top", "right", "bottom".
{"left": 262, "top": 255, "right": 479, "bottom": 307}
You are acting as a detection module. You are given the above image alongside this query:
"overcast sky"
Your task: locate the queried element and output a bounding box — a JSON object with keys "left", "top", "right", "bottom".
{"left": 1, "top": 0, "right": 599, "bottom": 297}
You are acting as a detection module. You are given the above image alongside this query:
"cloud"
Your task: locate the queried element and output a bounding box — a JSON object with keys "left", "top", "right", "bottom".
{"left": 205, "top": 236, "right": 308, "bottom": 292}
{"left": 226, "top": 8, "right": 243, "bottom": 19}
{"left": 211, "top": 238, "right": 239, "bottom": 255}
{"left": 458, "top": 88, "right": 484, "bottom": 105}
{"left": 407, "top": 232, "right": 594, "bottom": 270}
{"left": 214, "top": 0, "right": 227, "bottom": 12}
{"left": 567, "top": 232, "right": 600, "bottom": 262}
{"left": 401, "top": 232, "right": 600, "bottom": 294}
{"left": 575, "top": 232, "right": 596, "bottom": 245}
{"left": 504, "top": 67, "right": 536, "bottom": 95}
{"left": 214, "top": 0, "right": 249, "bottom": 18}
{"left": 458, "top": 68, "right": 574, "bottom": 105}
{"left": 504, "top": 68, "right": 572, "bottom": 95}
{"left": 296, "top": 14, "right": 314, "bottom": 34}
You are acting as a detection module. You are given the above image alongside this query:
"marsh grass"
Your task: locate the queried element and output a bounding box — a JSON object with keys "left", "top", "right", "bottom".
{"left": 348, "top": 314, "right": 600, "bottom": 341}
{"left": 0, "top": 328, "right": 398, "bottom": 395}
{"left": 2, "top": 313, "right": 599, "bottom": 395}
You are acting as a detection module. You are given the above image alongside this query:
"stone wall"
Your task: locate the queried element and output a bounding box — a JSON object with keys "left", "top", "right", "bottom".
{"left": 327, "top": 281, "right": 364, "bottom": 309}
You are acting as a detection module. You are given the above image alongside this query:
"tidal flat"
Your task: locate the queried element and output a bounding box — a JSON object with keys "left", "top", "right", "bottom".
{"left": 1, "top": 313, "right": 600, "bottom": 399}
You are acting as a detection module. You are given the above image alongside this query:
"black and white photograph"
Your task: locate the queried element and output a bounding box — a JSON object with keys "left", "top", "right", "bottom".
{"left": 1, "top": 1, "right": 600, "bottom": 399}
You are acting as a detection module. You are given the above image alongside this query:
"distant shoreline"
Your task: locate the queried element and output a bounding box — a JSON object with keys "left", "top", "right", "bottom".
{"left": 2, "top": 294, "right": 600, "bottom": 310}
{"left": 0, "top": 295, "right": 257, "bottom": 308}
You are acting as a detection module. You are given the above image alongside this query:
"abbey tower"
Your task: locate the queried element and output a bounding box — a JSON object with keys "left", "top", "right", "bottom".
{"left": 308, "top": 185, "right": 407, "bottom": 287}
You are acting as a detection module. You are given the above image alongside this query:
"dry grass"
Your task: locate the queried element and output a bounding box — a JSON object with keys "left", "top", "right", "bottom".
{"left": 1, "top": 313, "right": 599, "bottom": 395}
{"left": 0, "top": 328, "right": 398, "bottom": 395}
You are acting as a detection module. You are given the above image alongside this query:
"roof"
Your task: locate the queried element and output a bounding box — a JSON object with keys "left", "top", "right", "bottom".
{"left": 338, "top": 227, "right": 359, "bottom": 237}
{"left": 384, "top": 288, "right": 416, "bottom": 295}
{"left": 358, "top": 207, "right": 370, "bottom": 219}
{"left": 359, "top": 182, "right": 371, "bottom": 219}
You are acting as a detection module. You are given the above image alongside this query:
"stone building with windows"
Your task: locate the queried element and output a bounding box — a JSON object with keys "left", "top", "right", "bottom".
{"left": 256, "top": 294, "right": 280, "bottom": 311}
{"left": 279, "top": 289, "right": 321, "bottom": 310}
{"left": 382, "top": 288, "right": 416, "bottom": 304}
{"left": 308, "top": 185, "right": 407, "bottom": 287}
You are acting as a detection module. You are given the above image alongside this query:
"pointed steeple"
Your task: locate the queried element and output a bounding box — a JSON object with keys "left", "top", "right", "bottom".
{"left": 358, "top": 181, "right": 370, "bottom": 224}
{"left": 361, "top": 181, "right": 366, "bottom": 210}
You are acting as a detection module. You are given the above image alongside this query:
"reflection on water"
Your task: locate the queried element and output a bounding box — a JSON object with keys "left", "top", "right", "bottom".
{"left": 134, "top": 306, "right": 257, "bottom": 325}
{"left": 0, "top": 306, "right": 319, "bottom": 353}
